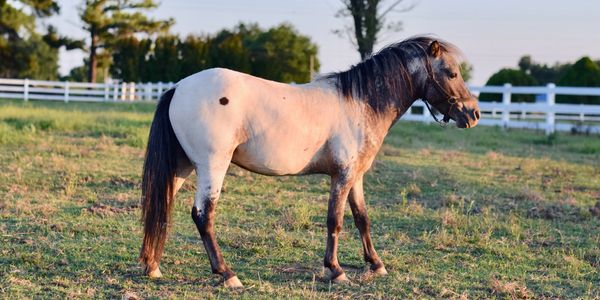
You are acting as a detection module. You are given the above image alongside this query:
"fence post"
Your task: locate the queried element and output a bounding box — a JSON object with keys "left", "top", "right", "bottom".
{"left": 546, "top": 83, "right": 556, "bottom": 135}
{"left": 64, "top": 81, "right": 70, "bottom": 103}
{"left": 113, "top": 81, "right": 119, "bottom": 102}
{"left": 129, "top": 82, "right": 136, "bottom": 101}
{"left": 23, "top": 78, "right": 29, "bottom": 102}
{"left": 120, "top": 82, "right": 127, "bottom": 101}
{"left": 104, "top": 83, "right": 109, "bottom": 102}
{"left": 502, "top": 83, "right": 512, "bottom": 128}
{"left": 145, "top": 83, "right": 152, "bottom": 101}
{"left": 157, "top": 81, "right": 163, "bottom": 98}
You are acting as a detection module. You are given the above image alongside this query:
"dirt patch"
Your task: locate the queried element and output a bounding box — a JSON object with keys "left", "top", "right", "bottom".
{"left": 527, "top": 203, "right": 583, "bottom": 221}
{"left": 516, "top": 187, "right": 544, "bottom": 202}
{"left": 86, "top": 203, "right": 138, "bottom": 216}
{"left": 107, "top": 176, "right": 139, "bottom": 189}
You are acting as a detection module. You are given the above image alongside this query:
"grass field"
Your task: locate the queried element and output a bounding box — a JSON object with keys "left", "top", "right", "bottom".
{"left": 1, "top": 99, "right": 599, "bottom": 299}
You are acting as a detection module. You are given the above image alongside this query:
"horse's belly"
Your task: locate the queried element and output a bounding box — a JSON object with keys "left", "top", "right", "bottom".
{"left": 231, "top": 136, "right": 324, "bottom": 176}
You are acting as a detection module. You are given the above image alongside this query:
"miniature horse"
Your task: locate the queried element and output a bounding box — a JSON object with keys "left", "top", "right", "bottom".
{"left": 139, "top": 36, "right": 480, "bottom": 288}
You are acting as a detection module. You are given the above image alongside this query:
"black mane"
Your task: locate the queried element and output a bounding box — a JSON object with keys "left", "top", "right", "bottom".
{"left": 325, "top": 36, "right": 458, "bottom": 113}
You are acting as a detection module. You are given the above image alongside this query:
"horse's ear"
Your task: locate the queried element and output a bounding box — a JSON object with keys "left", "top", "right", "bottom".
{"left": 429, "top": 41, "right": 442, "bottom": 58}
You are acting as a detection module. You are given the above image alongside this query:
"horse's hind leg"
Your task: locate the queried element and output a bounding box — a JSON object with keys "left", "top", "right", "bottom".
{"left": 348, "top": 176, "right": 387, "bottom": 276}
{"left": 191, "top": 154, "right": 242, "bottom": 288}
{"left": 145, "top": 154, "right": 194, "bottom": 278}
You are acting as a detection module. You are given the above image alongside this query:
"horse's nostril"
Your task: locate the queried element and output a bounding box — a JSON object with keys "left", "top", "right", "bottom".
{"left": 474, "top": 109, "right": 481, "bottom": 120}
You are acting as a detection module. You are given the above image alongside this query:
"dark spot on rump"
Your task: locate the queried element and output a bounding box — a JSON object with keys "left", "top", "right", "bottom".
{"left": 283, "top": 96, "right": 286, "bottom": 100}
{"left": 219, "top": 97, "right": 229, "bottom": 105}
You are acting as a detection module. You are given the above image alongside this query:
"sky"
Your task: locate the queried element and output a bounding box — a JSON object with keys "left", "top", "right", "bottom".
{"left": 48, "top": 0, "right": 600, "bottom": 85}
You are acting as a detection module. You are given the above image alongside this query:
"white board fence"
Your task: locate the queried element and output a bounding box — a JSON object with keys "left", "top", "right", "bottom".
{"left": 2, "top": 78, "right": 600, "bottom": 135}
{"left": 0, "top": 78, "right": 175, "bottom": 103}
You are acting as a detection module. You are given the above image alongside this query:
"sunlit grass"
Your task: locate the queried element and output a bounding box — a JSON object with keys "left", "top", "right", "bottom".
{"left": 0, "top": 99, "right": 599, "bottom": 298}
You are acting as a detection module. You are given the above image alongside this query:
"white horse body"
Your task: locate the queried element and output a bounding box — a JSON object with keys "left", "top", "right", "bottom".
{"left": 169, "top": 68, "right": 377, "bottom": 177}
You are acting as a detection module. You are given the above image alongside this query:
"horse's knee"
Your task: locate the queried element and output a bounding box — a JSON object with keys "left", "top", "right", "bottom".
{"left": 191, "top": 198, "right": 218, "bottom": 235}
{"left": 191, "top": 206, "right": 203, "bottom": 226}
{"left": 326, "top": 216, "right": 343, "bottom": 234}
{"left": 191, "top": 206, "right": 210, "bottom": 234}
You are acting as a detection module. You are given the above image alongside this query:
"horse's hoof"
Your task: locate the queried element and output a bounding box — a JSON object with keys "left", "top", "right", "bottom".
{"left": 371, "top": 266, "right": 388, "bottom": 276}
{"left": 331, "top": 272, "right": 350, "bottom": 283}
{"left": 224, "top": 276, "right": 243, "bottom": 289}
{"left": 147, "top": 268, "right": 162, "bottom": 278}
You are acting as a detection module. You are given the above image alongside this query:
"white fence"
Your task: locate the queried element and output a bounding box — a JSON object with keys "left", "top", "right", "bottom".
{"left": 404, "top": 83, "right": 600, "bottom": 135}
{"left": 0, "top": 78, "right": 175, "bottom": 103}
{"left": 1, "top": 78, "right": 600, "bottom": 135}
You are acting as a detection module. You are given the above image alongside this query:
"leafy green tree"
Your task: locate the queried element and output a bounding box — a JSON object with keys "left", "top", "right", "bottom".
{"left": 109, "top": 23, "right": 319, "bottom": 84}
{"left": 178, "top": 35, "right": 212, "bottom": 78}
{"left": 0, "top": 0, "right": 62, "bottom": 79}
{"left": 80, "top": 0, "right": 173, "bottom": 82}
{"left": 335, "top": 0, "right": 415, "bottom": 60}
{"left": 557, "top": 57, "right": 600, "bottom": 104}
{"left": 518, "top": 55, "right": 571, "bottom": 85}
{"left": 248, "top": 24, "right": 319, "bottom": 83}
{"left": 460, "top": 62, "right": 473, "bottom": 83}
{"left": 110, "top": 37, "right": 151, "bottom": 82}
{"left": 479, "top": 68, "right": 538, "bottom": 102}
{"left": 145, "top": 35, "right": 181, "bottom": 82}
{"left": 209, "top": 27, "right": 253, "bottom": 74}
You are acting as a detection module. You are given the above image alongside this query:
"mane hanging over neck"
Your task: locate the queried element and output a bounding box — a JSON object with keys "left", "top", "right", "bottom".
{"left": 325, "top": 36, "right": 460, "bottom": 113}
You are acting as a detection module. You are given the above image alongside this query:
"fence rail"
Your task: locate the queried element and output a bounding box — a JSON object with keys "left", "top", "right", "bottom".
{"left": 2, "top": 78, "right": 600, "bottom": 135}
{"left": 0, "top": 78, "right": 175, "bottom": 103}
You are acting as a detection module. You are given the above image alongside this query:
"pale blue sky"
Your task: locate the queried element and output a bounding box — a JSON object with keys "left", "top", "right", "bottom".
{"left": 49, "top": 0, "right": 600, "bottom": 85}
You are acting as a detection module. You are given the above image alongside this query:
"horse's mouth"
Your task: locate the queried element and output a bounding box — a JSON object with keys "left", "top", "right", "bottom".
{"left": 455, "top": 115, "right": 471, "bottom": 128}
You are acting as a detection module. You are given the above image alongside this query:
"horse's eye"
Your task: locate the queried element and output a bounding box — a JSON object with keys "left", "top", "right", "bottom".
{"left": 450, "top": 72, "right": 458, "bottom": 79}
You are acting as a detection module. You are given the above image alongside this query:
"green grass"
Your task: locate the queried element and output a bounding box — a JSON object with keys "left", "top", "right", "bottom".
{"left": 1, "top": 99, "right": 599, "bottom": 299}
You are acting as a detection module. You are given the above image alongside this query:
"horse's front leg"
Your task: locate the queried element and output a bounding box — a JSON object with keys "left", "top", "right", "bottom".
{"left": 348, "top": 175, "right": 387, "bottom": 276}
{"left": 324, "top": 171, "right": 355, "bottom": 283}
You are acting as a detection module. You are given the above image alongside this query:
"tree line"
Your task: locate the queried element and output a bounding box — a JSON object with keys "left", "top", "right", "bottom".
{"left": 1, "top": 0, "right": 427, "bottom": 84}
{"left": 1, "top": 0, "right": 319, "bottom": 84}
{"left": 96, "top": 23, "right": 317, "bottom": 84}
{"left": 481, "top": 55, "right": 600, "bottom": 104}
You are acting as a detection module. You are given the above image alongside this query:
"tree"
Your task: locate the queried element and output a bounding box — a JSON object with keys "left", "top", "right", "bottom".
{"left": 460, "top": 62, "right": 473, "bottom": 83}
{"left": 517, "top": 55, "right": 571, "bottom": 85}
{"left": 557, "top": 57, "right": 600, "bottom": 104}
{"left": 80, "top": 0, "right": 173, "bottom": 82}
{"left": 336, "top": 0, "right": 415, "bottom": 60}
{"left": 110, "top": 37, "right": 151, "bottom": 82}
{"left": 145, "top": 35, "right": 181, "bottom": 82}
{"left": 247, "top": 24, "right": 319, "bottom": 83}
{"left": 479, "top": 69, "right": 538, "bottom": 102}
{"left": 109, "top": 23, "right": 320, "bottom": 84}
{"left": 178, "top": 35, "right": 211, "bottom": 78}
{"left": 0, "top": 0, "right": 62, "bottom": 79}
{"left": 209, "top": 27, "right": 253, "bottom": 74}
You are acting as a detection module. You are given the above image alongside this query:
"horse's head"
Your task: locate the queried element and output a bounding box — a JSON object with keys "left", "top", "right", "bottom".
{"left": 422, "top": 41, "right": 480, "bottom": 128}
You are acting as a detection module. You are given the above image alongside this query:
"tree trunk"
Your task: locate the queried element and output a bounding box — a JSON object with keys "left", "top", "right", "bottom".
{"left": 349, "top": 0, "right": 379, "bottom": 60}
{"left": 88, "top": 30, "right": 98, "bottom": 83}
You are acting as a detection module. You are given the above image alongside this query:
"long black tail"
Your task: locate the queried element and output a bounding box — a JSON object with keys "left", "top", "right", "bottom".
{"left": 140, "top": 88, "right": 183, "bottom": 269}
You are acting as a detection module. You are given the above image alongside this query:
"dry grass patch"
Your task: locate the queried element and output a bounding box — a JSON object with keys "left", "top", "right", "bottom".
{"left": 489, "top": 277, "right": 531, "bottom": 299}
